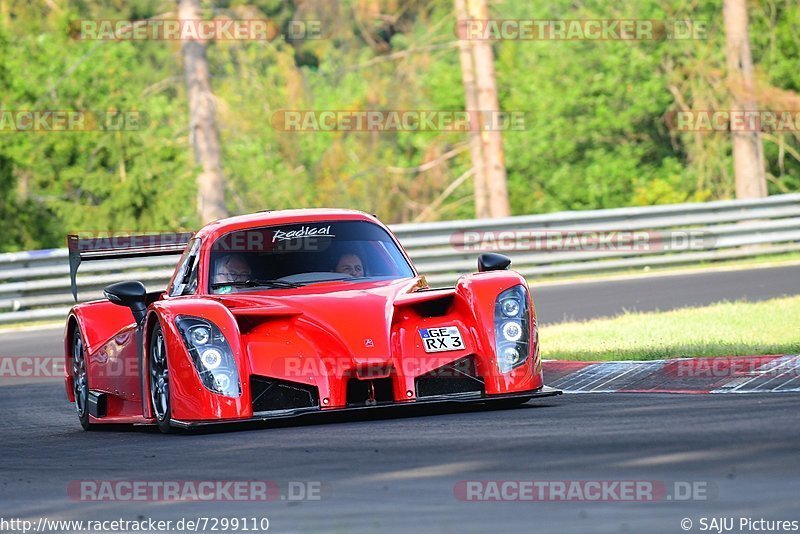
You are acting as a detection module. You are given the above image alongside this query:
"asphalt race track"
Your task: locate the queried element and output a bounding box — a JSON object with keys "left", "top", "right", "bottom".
{"left": 0, "top": 385, "right": 798, "bottom": 533}
{"left": 0, "top": 264, "right": 798, "bottom": 532}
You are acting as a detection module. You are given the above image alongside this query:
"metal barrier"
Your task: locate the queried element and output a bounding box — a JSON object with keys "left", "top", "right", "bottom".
{"left": 1, "top": 193, "right": 799, "bottom": 324}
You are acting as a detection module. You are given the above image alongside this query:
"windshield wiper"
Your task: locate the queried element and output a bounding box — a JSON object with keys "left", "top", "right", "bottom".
{"left": 210, "top": 278, "right": 301, "bottom": 290}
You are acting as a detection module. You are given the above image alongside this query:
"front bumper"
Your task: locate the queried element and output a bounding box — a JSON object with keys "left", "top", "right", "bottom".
{"left": 168, "top": 385, "right": 562, "bottom": 429}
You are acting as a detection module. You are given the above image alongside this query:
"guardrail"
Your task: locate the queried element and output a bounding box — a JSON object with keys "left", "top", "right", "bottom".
{"left": 1, "top": 193, "right": 799, "bottom": 325}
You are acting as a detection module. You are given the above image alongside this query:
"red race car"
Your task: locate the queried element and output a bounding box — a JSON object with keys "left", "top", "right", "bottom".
{"left": 64, "top": 209, "right": 560, "bottom": 432}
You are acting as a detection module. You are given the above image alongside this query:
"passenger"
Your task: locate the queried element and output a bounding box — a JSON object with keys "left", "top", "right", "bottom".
{"left": 333, "top": 252, "right": 365, "bottom": 277}
{"left": 213, "top": 254, "right": 252, "bottom": 285}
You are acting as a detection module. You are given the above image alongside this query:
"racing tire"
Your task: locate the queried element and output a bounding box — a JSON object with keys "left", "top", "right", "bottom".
{"left": 71, "top": 328, "right": 93, "bottom": 431}
{"left": 149, "top": 323, "right": 173, "bottom": 434}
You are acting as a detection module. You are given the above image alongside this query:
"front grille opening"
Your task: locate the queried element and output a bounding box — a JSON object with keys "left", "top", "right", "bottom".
{"left": 411, "top": 296, "right": 455, "bottom": 318}
{"left": 415, "top": 356, "right": 484, "bottom": 398}
{"left": 346, "top": 377, "right": 393, "bottom": 406}
{"left": 251, "top": 376, "right": 319, "bottom": 413}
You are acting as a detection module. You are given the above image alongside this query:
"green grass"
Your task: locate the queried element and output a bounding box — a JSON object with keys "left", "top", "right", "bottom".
{"left": 539, "top": 295, "right": 800, "bottom": 361}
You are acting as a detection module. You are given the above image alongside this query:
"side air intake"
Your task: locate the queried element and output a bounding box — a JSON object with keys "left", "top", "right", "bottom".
{"left": 250, "top": 376, "right": 320, "bottom": 413}
{"left": 415, "top": 356, "right": 484, "bottom": 398}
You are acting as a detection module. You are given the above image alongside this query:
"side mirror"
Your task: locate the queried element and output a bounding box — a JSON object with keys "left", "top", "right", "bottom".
{"left": 104, "top": 281, "right": 147, "bottom": 324}
{"left": 478, "top": 253, "right": 511, "bottom": 273}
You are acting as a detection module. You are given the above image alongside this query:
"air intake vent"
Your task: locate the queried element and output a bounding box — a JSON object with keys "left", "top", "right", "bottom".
{"left": 346, "top": 377, "right": 394, "bottom": 406}
{"left": 411, "top": 295, "right": 455, "bottom": 318}
{"left": 250, "top": 376, "right": 319, "bottom": 413}
{"left": 415, "top": 356, "right": 484, "bottom": 398}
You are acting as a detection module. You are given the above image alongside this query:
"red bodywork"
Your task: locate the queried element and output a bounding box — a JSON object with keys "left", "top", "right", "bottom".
{"left": 64, "top": 209, "right": 556, "bottom": 427}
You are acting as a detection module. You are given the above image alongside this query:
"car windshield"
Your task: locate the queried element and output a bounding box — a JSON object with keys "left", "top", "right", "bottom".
{"left": 208, "top": 220, "right": 415, "bottom": 294}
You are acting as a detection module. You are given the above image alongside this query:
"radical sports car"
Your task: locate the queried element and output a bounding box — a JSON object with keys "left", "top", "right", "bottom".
{"left": 64, "top": 209, "right": 560, "bottom": 432}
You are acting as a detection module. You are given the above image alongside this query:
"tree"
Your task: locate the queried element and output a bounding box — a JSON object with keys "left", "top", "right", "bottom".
{"left": 179, "top": 0, "right": 229, "bottom": 222}
{"left": 455, "top": 0, "right": 511, "bottom": 218}
{"left": 454, "top": 0, "right": 489, "bottom": 218}
{"left": 723, "top": 0, "right": 767, "bottom": 198}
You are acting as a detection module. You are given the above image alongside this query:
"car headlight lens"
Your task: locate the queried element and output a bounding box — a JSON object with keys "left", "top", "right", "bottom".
{"left": 501, "top": 321, "right": 523, "bottom": 342}
{"left": 200, "top": 347, "right": 223, "bottom": 370}
{"left": 500, "top": 298, "right": 521, "bottom": 317}
{"left": 176, "top": 316, "right": 241, "bottom": 397}
{"left": 190, "top": 325, "right": 211, "bottom": 345}
{"left": 500, "top": 346, "right": 522, "bottom": 368}
{"left": 494, "top": 285, "right": 531, "bottom": 373}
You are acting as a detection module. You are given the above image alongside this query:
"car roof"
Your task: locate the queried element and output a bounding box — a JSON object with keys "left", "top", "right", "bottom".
{"left": 193, "top": 208, "right": 381, "bottom": 241}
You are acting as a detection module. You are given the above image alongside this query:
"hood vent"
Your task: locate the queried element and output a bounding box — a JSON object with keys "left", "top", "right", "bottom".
{"left": 410, "top": 295, "right": 455, "bottom": 318}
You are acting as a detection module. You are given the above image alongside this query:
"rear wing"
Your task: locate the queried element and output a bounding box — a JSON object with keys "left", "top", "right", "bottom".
{"left": 67, "top": 232, "right": 194, "bottom": 302}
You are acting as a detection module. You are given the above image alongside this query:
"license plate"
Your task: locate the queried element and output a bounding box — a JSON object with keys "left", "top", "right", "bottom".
{"left": 419, "top": 326, "right": 464, "bottom": 353}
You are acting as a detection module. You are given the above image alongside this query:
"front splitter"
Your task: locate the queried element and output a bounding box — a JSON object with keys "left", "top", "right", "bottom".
{"left": 169, "top": 385, "right": 562, "bottom": 429}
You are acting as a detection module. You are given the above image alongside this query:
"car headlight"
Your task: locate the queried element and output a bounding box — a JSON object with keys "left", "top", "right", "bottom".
{"left": 175, "top": 316, "right": 241, "bottom": 397}
{"left": 190, "top": 325, "right": 211, "bottom": 346}
{"left": 499, "top": 297, "right": 521, "bottom": 318}
{"left": 494, "top": 285, "right": 531, "bottom": 373}
{"left": 501, "top": 321, "right": 523, "bottom": 342}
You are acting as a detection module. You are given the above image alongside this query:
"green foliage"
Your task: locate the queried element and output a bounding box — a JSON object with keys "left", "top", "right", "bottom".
{"left": 0, "top": 0, "right": 798, "bottom": 252}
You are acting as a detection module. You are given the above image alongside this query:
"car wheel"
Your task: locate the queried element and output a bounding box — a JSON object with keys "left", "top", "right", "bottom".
{"left": 71, "top": 330, "right": 93, "bottom": 431}
{"left": 149, "top": 324, "right": 173, "bottom": 434}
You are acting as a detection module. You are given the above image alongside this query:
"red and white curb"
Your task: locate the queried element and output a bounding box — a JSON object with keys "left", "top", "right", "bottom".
{"left": 543, "top": 355, "right": 800, "bottom": 394}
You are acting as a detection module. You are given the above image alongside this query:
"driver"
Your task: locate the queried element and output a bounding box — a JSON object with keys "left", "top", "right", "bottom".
{"left": 334, "top": 252, "right": 364, "bottom": 277}
{"left": 213, "top": 254, "right": 252, "bottom": 285}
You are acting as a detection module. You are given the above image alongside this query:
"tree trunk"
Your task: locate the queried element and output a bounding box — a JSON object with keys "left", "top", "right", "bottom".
{"left": 179, "top": 0, "right": 228, "bottom": 223}
{"left": 454, "top": 0, "right": 489, "bottom": 218}
{"left": 723, "top": 0, "right": 767, "bottom": 199}
{"left": 466, "top": 0, "right": 510, "bottom": 218}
